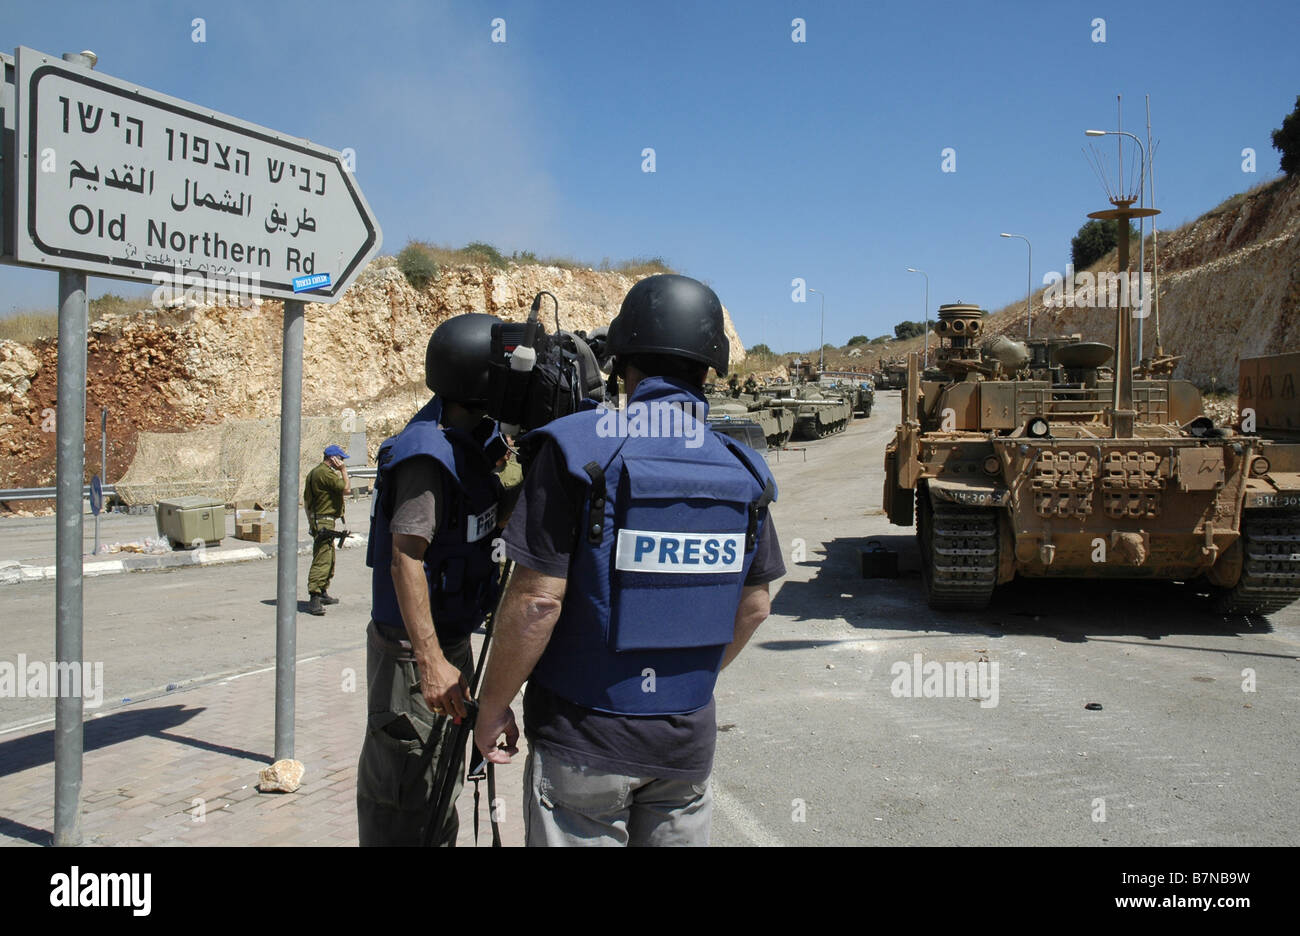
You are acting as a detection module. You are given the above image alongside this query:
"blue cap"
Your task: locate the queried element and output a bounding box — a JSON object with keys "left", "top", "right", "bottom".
{"left": 324, "top": 444, "right": 349, "bottom": 459}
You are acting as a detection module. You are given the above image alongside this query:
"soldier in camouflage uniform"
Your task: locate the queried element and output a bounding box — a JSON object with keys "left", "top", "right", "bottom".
{"left": 304, "top": 444, "right": 351, "bottom": 616}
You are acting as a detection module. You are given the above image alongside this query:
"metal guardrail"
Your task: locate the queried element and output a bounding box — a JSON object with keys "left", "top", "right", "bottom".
{"left": 0, "top": 484, "right": 115, "bottom": 502}
{"left": 0, "top": 466, "right": 377, "bottom": 503}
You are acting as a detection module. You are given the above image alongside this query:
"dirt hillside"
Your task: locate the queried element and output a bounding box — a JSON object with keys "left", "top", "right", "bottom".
{"left": 0, "top": 260, "right": 745, "bottom": 504}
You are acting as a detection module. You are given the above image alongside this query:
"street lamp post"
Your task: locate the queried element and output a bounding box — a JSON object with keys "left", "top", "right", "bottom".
{"left": 1085, "top": 128, "right": 1147, "bottom": 364}
{"left": 999, "top": 233, "right": 1032, "bottom": 339}
{"left": 905, "top": 268, "right": 929, "bottom": 367}
{"left": 809, "top": 287, "right": 826, "bottom": 373}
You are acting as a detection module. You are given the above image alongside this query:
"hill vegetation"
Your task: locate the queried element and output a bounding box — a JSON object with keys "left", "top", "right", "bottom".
{"left": 395, "top": 240, "right": 673, "bottom": 291}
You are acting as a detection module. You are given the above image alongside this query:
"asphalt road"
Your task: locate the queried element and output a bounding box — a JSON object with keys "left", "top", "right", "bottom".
{"left": 3, "top": 391, "right": 1298, "bottom": 846}
{"left": 0, "top": 541, "right": 373, "bottom": 730}
{"left": 711, "top": 391, "right": 1300, "bottom": 846}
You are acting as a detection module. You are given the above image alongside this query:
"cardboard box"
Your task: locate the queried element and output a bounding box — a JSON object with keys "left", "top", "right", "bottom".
{"left": 236, "top": 519, "right": 276, "bottom": 543}
{"left": 234, "top": 501, "right": 268, "bottom": 526}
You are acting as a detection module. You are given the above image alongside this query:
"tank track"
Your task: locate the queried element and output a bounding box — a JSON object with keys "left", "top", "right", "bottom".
{"left": 919, "top": 497, "right": 999, "bottom": 610}
{"left": 793, "top": 416, "right": 843, "bottom": 440}
{"left": 1214, "top": 511, "right": 1300, "bottom": 616}
{"left": 813, "top": 413, "right": 848, "bottom": 438}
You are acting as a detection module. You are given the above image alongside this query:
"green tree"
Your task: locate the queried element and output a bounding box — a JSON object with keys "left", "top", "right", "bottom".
{"left": 748, "top": 343, "right": 773, "bottom": 356}
{"left": 1272, "top": 94, "right": 1300, "bottom": 176}
{"left": 894, "top": 320, "right": 925, "bottom": 340}
{"left": 870, "top": 335, "right": 890, "bottom": 344}
{"left": 397, "top": 243, "right": 438, "bottom": 291}
{"left": 1070, "top": 219, "right": 1140, "bottom": 270}
{"left": 847, "top": 334, "right": 870, "bottom": 346}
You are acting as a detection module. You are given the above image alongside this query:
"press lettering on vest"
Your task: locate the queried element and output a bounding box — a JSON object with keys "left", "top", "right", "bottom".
{"left": 467, "top": 504, "right": 497, "bottom": 543}
{"left": 682, "top": 539, "right": 701, "bottom": 564}
{"left": 615, "top": 530, "right": 744, "bottom": 574}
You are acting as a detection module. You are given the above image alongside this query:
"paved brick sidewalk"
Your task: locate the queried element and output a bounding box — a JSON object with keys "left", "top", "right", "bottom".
{"left": 0, "top": 642, "right": 528, "bottom": 847}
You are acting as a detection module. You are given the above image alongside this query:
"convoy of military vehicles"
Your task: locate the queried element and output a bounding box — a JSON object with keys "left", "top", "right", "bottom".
{"left": 707, "top": 360, "right": 871, "bottom": 445}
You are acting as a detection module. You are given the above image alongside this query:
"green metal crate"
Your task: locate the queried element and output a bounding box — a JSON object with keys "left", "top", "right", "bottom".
{"left": 155, "top": 497, "right": 226, "bottom": 548}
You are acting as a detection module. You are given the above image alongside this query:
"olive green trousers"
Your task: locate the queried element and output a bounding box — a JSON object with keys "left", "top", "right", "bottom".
{"left": 307, "top": 516, "right": 336, "bottom": 594}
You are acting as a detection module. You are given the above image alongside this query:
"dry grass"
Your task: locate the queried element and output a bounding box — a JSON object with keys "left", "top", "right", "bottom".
{"left": 0, "top": 293, "right": 156, "bottom": 342}
{"left": 1205, "top": 176, "right": 1289, "bottom": 219}
{"left": 392, "top": 240, "right": 675, "bottom": 275}
{"left": 507, "top": 249, "right": 586, "bottom": 270}
{"left": 602, "top": 256, "right": 674, "bottom": 276}
{"left": 0, "top": 312, "right": 59, "bottom": 343}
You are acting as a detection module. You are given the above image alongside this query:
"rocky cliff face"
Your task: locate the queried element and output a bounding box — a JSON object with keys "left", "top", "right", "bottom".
{"left": 0, "top": 261, "right": 745, "bottom": 497}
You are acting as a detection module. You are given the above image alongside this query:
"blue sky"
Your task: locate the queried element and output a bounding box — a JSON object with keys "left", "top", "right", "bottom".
{"left": 3, "top": 0, "right": 1297, "bottom": 353}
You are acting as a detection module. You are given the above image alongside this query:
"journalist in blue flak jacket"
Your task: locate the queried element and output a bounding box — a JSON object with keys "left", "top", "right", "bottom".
{"left": 474, "top": 275, "right": 786, "bottom": 847}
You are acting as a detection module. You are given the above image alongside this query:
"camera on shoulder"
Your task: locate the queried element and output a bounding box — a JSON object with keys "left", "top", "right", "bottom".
{"left": 486, "top": 292, "right": 606, "bottom": 444}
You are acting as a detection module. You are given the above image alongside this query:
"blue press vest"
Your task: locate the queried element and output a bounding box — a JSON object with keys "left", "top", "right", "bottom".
{"left": 367, "top": 397, "right": 503, "bottom": 640}
{"left": 526, "top": 376, "right": 776, "bottom": 715}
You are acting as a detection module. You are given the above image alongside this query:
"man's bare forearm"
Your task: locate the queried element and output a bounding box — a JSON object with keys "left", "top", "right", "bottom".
{"left": 477, "top": 566, "right": 567, "bottom": 713}
{"left": 391, "top": 549, "right": 447, "bottom": 670}
{"left": 721, "top": 583, "right": 770, "bottom": 670}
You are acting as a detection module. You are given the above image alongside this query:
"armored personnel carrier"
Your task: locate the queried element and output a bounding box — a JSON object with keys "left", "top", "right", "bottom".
{"left": 882, "top": 205, "right": 1300, "bottom": 613}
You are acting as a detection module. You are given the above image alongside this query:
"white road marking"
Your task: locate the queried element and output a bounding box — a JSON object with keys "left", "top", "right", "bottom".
{"left": 712, "top": 779, "right": 784, "bottom": 847}
{"left": 0, "top": 715, "right": 56, "bottom": 736}
{"left": 222, "top": 664, "right": 275, "bottom": 682}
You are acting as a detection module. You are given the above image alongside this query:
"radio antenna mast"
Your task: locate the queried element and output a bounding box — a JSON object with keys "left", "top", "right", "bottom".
{"left": 1084, "top": 104, "right": 1159, "bottom": 438}
{"left": 1147, "top": 95, "right": 1161, "bottom": 355}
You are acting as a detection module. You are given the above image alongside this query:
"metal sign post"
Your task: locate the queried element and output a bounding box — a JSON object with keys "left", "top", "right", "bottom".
{"left": 5, "top": 46, "right": 381, "bottom": 840}
{"left": 274, "top": 300, "right": 304, "bottom": 760}
{"left": 54, "top": 265, "right": 88, "bottom": 847}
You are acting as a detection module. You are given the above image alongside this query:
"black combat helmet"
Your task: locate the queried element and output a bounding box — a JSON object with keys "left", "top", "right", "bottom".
{"left": 607, "top": 274, "right": 729, "bottom": 376}
{"left": 425, "top": 312, "right": 502, "bottom": 405}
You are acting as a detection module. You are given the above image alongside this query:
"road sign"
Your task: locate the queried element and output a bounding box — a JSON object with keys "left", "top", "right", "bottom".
{"left": 1, "top": 52, "right": 17, "bottom": 259}
{"left": 9, "top": 46, "right": 381, "bottom": 303}
{"left": 89, "top": 474, "right": 102, "bottom": 515}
